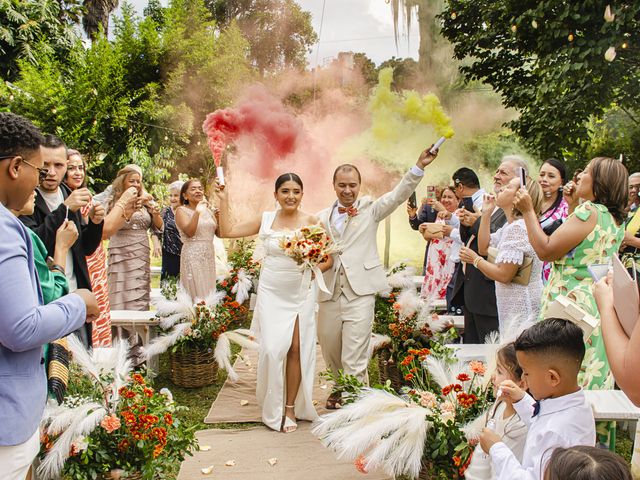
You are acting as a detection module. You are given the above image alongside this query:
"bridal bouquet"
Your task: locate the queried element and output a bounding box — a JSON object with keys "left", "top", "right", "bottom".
{"left": 280, "top": 224, "right": 335, "bottom": 269}
{"left": 313, "top": 346, "right": 492, "bottom": 479}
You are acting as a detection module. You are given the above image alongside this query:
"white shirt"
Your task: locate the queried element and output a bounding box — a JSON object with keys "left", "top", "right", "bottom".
{"left": 330, "top": 165, "right": 425, "bottom": 234}
{"left": 490, "top": 389, "right": 595, "bottom": 480}
{"left": 37, "top": 187, "right": 77, "bottom": 292}
{"left": 465, "top": 402, "right": 528, "bottom": 480}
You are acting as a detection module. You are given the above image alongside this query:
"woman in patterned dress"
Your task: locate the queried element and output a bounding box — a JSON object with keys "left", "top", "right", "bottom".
{"left": 515, "top": 157, "right": 628, "bottom": 444}
{"left": 102, "top": 165, "right": 163, "bottom": 311}
{"left": 64, "top": 149, "right": 112, "bottom": 347}
{"left": 537, "top": 159, "right": 569, "bottom": 282}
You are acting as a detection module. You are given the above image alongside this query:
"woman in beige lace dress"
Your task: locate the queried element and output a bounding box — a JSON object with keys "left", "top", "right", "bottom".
{"left": 101, "top": 165, "right": 163, "bottom": 310}
{"left": 175, "top": 179, "right": 217, "bottom": 300}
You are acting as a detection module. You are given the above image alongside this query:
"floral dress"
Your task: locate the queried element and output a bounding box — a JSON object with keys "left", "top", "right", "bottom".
{"left": 539, "top": 202, "right": 624, "bottom": 392}
{"left": 420, "top": 221, "right": 455, "bottom": 302}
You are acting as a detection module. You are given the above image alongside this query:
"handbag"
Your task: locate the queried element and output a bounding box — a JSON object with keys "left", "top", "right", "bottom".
{"left": 612, "top": 254, "right": 639, "bottom": 338}
{"left": 544, "top": 295, "right": 599, "bottom": 341}
{"left": 486, "top": 247, "right": 533, "bottom": 286}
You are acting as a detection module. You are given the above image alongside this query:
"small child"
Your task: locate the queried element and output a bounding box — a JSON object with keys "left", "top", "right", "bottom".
{"left": 480, "top": 318, "right": 595, "bottom": 480}
{"left": 465, "top": 343, "right": 528, "bottom": 480}
{"left": 545, "top": 446, "right": 632, "bottom": 480}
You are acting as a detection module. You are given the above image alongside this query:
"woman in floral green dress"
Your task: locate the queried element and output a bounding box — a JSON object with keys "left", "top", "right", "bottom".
{"left": 515, "top": 157, "right": 628, "bottom": 442}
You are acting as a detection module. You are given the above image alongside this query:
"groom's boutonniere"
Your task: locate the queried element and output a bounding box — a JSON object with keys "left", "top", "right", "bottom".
{"left": 338, "top": 206, "right": 359, "bottom": 218}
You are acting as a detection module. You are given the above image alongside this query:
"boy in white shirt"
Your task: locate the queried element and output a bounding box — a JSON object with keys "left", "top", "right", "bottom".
{"left": 479, "top": 318, "right": 595, "bottom": 480}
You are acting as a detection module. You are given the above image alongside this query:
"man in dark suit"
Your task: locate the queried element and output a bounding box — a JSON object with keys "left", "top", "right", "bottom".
{"left": 19, "top": 135, "right": 104, "bottom": 346}
{"left": 408, "top": 197, "right": 438, "bottom": 274}
{"left": 451, "top": 156, "right": 529, "bottom": 343}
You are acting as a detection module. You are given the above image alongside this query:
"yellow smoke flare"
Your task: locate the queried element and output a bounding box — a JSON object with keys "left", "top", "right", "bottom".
{"left": 371, "top": 67, "right": 455, "bottom": 140}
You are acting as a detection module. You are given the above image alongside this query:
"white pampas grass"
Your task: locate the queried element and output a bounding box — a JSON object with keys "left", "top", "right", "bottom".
{"left": 395, "top": 288, "right": 422, "bottom": 320}
{"left": 313, "top": 389, "right": 429, "bottom": 478}
{"left": 461, "top": 408, "right": 490, "bottom": 441}
{"left": 203, "top": 289, "right": 225, "bottom": 308}
{"left": 143, "top": 322, "right": 191, "bottom": 359}
{"left": 368, "top": 333, "right": 391, "bottom": 359}
{"left": 38, "top": 402, "right": 107, "bottom": 480}
{"left": 215, "top": 329, "right": 259, "bottom": 382}
{"left": 231, "top": 268, "right": 253, "bottom": 305}
{"left": 67, "top": 334, "right": 100, "bottom": 380}
{"left": 424, "top": 356, "right": 466, "bottom": 391}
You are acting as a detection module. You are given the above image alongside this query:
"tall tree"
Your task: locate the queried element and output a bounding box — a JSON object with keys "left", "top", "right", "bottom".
{"left": 82, "top": 0, "right": 120, "bottom": 40}
{"left": 209, "top": 0, "right": 317, "bottom": 74}
{"left": 0, "top": 0, "right": 81, "bottom": 80}
{"left": 439, "top": 1, "right": 640, "bottom": 160}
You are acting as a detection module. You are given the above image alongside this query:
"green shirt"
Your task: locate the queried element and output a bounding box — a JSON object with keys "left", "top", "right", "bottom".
{"left": 28, "top": 229, "right": 68, "bottom": 304}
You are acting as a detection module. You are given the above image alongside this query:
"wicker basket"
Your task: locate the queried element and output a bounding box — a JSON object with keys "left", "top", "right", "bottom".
{"left": 377, "top": 349, "right": 390, "bottom": 384}
{"left": 169, "top": 347, "right": 217, "bottom": 388}
{"left": 386, "top": 359, "right": 402, "bottom": 392}
{"left": 99, "top": 470, "right": 142, "bottom": 480}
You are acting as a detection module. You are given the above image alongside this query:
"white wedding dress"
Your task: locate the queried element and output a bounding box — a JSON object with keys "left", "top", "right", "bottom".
{"left": 252, "top": 211, "right": 318, "bottom": 431}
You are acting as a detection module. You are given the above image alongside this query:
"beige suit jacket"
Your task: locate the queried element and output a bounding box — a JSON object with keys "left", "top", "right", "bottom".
{"left": 317, "top": 168, "right": 424, "bottom": 302}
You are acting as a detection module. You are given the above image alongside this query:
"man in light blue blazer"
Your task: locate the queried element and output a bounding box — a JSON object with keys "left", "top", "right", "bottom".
{"left": 0, "top": 112, "right": 99, "bottom": 480}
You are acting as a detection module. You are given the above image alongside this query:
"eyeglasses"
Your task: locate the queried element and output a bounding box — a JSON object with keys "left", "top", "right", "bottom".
{"left": 0, "top": 155, "right": 50, "bottom": 182}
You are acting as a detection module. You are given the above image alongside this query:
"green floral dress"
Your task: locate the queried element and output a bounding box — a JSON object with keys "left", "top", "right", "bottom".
{"left": 539, "top": 202, "right": 624, "bottom": 391}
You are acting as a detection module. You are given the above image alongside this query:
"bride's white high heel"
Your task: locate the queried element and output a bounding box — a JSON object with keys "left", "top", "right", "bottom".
{"left": 282, "top": 405, "right": 297, "bottom": 433}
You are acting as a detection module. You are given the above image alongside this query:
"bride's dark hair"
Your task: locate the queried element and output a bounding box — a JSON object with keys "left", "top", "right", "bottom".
{"left": 275, "top": 173, "right": 303, "bottom": 192}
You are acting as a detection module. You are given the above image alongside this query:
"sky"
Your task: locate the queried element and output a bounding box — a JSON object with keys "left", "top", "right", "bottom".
{"left": 118, "top": 0, "right": 420, "bottom": 67}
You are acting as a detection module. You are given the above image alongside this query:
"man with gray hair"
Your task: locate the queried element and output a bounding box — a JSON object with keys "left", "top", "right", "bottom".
{"left": 452, "top": 154, "right": 529, "bottom": 343}
{"left": 161, "top": 180, "right": 185, "bottom": 280}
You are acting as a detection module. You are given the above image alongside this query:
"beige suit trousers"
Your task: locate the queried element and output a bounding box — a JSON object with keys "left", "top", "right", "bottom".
{"left": 317, "top": 293, "right": 375, "bottom": 384}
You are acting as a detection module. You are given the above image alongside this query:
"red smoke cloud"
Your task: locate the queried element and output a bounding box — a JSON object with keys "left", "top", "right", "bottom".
{"left": 202, "top": 85, "right": 303, "bottom": 176}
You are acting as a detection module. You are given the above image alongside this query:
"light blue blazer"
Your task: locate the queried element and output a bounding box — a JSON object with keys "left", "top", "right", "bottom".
{"left": 0, "top": 204, "right": 85, "bottom": 445}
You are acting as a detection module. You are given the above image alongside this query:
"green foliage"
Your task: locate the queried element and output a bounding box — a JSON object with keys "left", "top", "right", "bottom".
{"left": 209, "top": 0, "right": 317, "bottom": 74}
{"left": 439, "top": 1, "right": 640, "bottom": 160}
{"left": 462, "top": 130, "right": 534, "bottom": 173}
{"left": 378, "top": 57, "right": 422, "bottom": 91}
{"left": 584, "top": 108, "right": 640, "bottom": 174}
{"left": 0, "top": 0, "right": 82, "bottom": 80}
{"left": 353, "top": 53, "right": 378, "bottom": 87}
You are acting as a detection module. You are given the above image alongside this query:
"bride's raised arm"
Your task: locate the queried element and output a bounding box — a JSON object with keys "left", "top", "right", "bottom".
{"left": 215, "top": 182, "right": 262, "bottom": 238}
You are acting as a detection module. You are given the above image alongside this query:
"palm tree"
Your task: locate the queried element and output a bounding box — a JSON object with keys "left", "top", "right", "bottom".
{"left": 82, "top": 0, "right": 119, "bottom": 40}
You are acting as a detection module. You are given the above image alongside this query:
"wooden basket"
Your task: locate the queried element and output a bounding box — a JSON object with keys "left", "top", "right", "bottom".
{"left": 169, "top": 347, "right": 218, "bottom": 388}
{"left": 377, "top": 349, "right": 390, "bottom": 385}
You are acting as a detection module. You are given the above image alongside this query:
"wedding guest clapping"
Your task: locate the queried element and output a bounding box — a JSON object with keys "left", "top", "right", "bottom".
{"left": 175, "top": 179, "right": 217, "bottom": 301}
{"left": 460, "top": 177, "right": 544, "bottom": 337}
{"left": 101, "top": 165, "right": 163, "bottom": 311}
{"left": 514, "top": 157, "right": 627, "bottom": 396}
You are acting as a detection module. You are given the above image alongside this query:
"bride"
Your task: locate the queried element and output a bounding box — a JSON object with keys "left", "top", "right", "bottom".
{"left": 216, "top": 173, "right": 333, "bottom": 433}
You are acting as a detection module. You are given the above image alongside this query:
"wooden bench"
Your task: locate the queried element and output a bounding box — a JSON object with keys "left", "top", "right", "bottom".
{"left": 110, "top": 310, "right": 159, "bottom": 372}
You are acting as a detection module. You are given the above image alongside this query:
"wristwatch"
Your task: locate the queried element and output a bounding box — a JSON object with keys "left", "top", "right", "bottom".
{"left": 50, "top": 264, "right": 66, "bottom": 275}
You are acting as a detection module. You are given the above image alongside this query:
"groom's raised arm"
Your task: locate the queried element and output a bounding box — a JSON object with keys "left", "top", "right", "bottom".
{"left": 370, "top": 166, "right": 424, "bottom": 223}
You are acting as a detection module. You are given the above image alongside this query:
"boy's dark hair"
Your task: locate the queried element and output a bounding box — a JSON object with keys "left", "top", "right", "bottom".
{"left": 514, "top": 318, "right": 585, "bottom": 368}
{"left": 452, "top": 167, "right": 480, "bottom": 189}
{"left": 0, "top": 112, "right": 44, "bottom": 158}
{"left": 545, "top": 446, "right": 632, "bottom": 480}
{"left": 42, "top": 134, "right": 66, "bottom": 150}
{"left": 497, "top": 342, "right": 523, "bottom": 381}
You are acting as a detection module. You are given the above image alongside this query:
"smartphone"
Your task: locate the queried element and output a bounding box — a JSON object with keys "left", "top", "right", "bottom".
{"left": 426, "top": 185, "right": 437, "bottom": 201}
{"left": 587, "top": 264, "right": 610, "bottom": 282}
{"left": 408, "top": 191, "right": 417, "bottom": 209}
{"left": 518, "top": 167, "right": 527, "bottom": 188}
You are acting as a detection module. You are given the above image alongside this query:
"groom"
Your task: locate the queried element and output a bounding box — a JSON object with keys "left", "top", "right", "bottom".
{"left": 317, "top": 147, "right": 439, "bottom": 408}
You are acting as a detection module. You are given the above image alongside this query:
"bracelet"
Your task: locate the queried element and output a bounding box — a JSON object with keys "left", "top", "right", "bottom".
{"left": 50, "top": 264, "right": 66, "bottom": 275}
{"left": 115, "top": 203, "right": 131, "bottom": 222}
{"left": 473, "top": 257, "right": 482, "bottom": 269}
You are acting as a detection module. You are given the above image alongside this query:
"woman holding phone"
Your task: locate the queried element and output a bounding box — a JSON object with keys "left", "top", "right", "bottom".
{"left": 514, "top": 157, "right": 627, "bottom": 435}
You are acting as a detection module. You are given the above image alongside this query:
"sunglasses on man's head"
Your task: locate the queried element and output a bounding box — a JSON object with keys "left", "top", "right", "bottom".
{"left": 0, "top": 154, "right": 49, "bottom": 182}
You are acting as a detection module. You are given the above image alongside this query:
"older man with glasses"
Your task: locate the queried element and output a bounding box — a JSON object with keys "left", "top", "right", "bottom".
{"left": 0, "top": 112, "right": 99, "bottom": 480}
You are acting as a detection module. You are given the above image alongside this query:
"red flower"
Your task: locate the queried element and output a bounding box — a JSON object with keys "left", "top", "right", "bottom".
{"left": 100, "top": 414, "right": 121, "bottom": 433}
{"left": 457, "top": 373, "right": 471, "bottom": 382}
{"left": 132, "top": 373, "right": 145, "bottom": 385}
{"left": 453, "top": 455, "right": 462, "bottom": 467}
{"left": 354, "top": 455, "right": 368, "bottom": 474}
{"left": 442, "top": 385, "right": 453, "bottom": 396}
{"left": 164, "top": 413, "right": 173, "bottom": 425}
{"left": 404, "top": 373, "right": 414, "bottom": 381}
